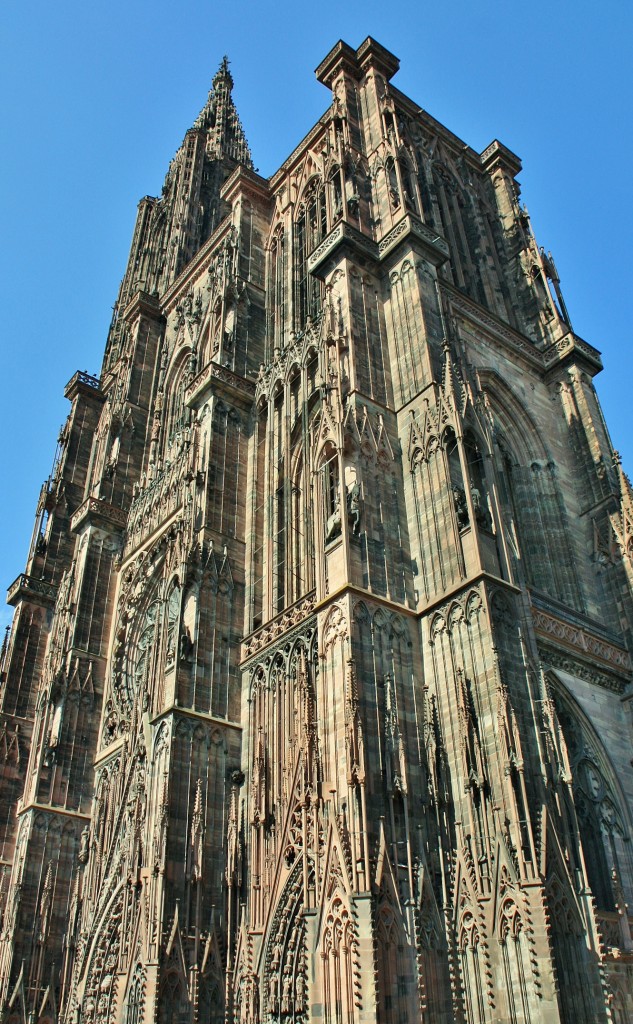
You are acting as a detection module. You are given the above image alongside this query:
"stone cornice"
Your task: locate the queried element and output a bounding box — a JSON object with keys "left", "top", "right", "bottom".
{"left": 377, "top": 213, "right": 449, "bottom": 266}
{"left": 122, "top": 289, "right": 163, "bottom": 323}
{"left": 480, "top": 139, "right": 522, "bottom": 177}
{"left": 221, "top": 164, "right": 271, "bottom": 207}
{"left": 16, "top": 800, "right": 91, "bottom": 823}
{"left": 532, "top": 603, "right": 631, "bottom": 691}
{"left": 307, "top": 220, "right": 377, "bottom": 276}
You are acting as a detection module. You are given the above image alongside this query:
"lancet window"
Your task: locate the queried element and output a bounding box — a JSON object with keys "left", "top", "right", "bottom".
{"left": 164, "top": 356, "right": 191, "bottom": 456}
{"left": 499, "top": 899, "right": 532, "bottom": 1024}
{"left": 296, "top": 178, "right": 326, "bottom": 327}
{"left": 269, "top": 226, "right": 286, "bottom": 351}
{"left": 400, "top": 154, "right": 418, "bottom": 213}
{"left": 459, "top": 914, "right": 487, "bottom": 1024}
{"left": 320, "top": 443, "right": 341, "bottom": 545}
{"left": 376, "top": 904, "right": 407, "bottom": 1023}
{"left": 322, "top": 897, "right": 356, "bottom": 1024}
{"left": 329, "top": 166, "right": 344, "bottom": 221}
{"left": 125, "top": 974, "right": 143, "bottom": 1024}
{"left": 273, "top": 389, "right": 286, "bottom": 613}
{"left": 386, "top": 157, "right": 400, "bottom": 210}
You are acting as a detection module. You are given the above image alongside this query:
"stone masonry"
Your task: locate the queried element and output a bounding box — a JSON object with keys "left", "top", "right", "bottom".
{"left": 0, "top": 38, "right": 632, "bottom": 1024}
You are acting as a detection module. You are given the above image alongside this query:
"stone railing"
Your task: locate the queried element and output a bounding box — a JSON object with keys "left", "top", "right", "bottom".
{"left": 307, "top": 214, "right": 449, "bottom": 277}
{"left": 242, "top": 590, "right": 317, "bottom": 661}
{"left": 70, "top": 497, "right": 128, "bottom": 534}
{"left": 7, "top": 574, "right": 57, "bottom": 607}
{"left": 185, "top": 360, "right": 255, "bottom": 410}
{"left": 64, "top": 370, "right": 104, "bottom": 402}
{"left": 542, "top": 332, "right": 603, "bottom": 373}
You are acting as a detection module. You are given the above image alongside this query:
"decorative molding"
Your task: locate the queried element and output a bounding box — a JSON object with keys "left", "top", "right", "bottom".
{"left": 308, "top": 221, "right": 377, "bottom": 276}
{"left": 241, "top": 591, "right": 317, "bottom": 662}
{"left": 443, "top": 286, "right": 545, "bottom": 371}
{"left": 532, "top": 605, "right": 631, "bottom": 688}
{"left": 543, "top": 647, "right": 626, "bottom": 695}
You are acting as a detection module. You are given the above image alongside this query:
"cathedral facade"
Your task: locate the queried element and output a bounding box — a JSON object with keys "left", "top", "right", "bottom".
{"left": 1, "top": 36, "right": 633, "bottom": 1024}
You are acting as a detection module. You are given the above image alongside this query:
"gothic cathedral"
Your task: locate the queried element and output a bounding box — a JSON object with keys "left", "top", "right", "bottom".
{"left": 1, "top": 37, "right": 632, "bottom": 1024}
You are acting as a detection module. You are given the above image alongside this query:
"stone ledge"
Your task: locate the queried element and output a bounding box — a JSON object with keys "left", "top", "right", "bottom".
{"left": 308, "top": 221, "right": 377, "bottom": 276}
{"left": 532, "top": 604, "right": 631, "bottom": 689}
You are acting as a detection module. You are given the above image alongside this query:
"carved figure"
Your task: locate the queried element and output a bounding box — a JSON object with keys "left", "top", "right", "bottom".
{"left": 347, "top": 481, "right": 361, "bottom": 535}
{"left": 325, "top": 496, "right": 342, "bottom": 542}
{"left": 453, "top": 485, "right": 469, "bottom": 528}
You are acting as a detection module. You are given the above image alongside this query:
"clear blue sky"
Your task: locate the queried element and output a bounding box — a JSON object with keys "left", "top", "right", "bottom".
{"left": 1, "top": 0, "right": 632, "bottom": 626}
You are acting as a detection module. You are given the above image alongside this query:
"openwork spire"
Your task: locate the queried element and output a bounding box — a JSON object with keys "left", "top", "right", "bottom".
{"left": 193, "top": 55, "right": 253, "bottom": 167}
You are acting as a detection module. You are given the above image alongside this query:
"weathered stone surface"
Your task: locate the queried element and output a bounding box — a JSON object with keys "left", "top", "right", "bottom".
{"left": 1, "top": 37, "right": 632, "bottom": 1024}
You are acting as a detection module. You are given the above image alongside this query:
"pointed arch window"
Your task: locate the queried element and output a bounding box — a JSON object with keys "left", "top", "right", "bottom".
{"left": 329, "top": 166, "right": 344, "bottom": 221}
{"left": 125, "top": 975, "right": 143, "bottom": 1024}
{"left": 296, "top": 179, "right": 326, "bottom": 327}
{"left": 500, "top": 900, "right": 532, "bottom": 1024}
{"left": 322, "top": 898, "right": 356, "bottom": 1024}
{"left": 164, "top": 357, "right": 191, "bottom": 456}
{"left": 386, "top": 157, "right": 400, "bottom": 210}
{"left": 320, "top": 443, "right": 341, "bottom": 544}
{"left": 270, "top": 226, "right": 286, "bottom": 350}
{"left": 400, "top": 155, "right": 418, "bottom": 213}
{"left": 459, "top": 915, "right": 486, "bottom": 1024}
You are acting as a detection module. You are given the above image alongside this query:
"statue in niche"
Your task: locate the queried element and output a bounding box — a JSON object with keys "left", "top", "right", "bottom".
{"left": 179, "top": 626, "right": 193, "bottom": 662}
{"left": 325, "top": 496, "right": 342, "bottom": 542}
{"left": 78, "top": 825, "right": 90, "bottom": 865}
{"left": 271, "top": 938, "right": 282, "bottom": 971}
{"left": 470, "top": 487, "right": 491, "bottom": 530}
{"left": 347, "top": 481, "right": 361, "bottom": 535}
{"left": 281, "top": 966, "right": 293, "bottom": 1015}
{"left": 295, "top": 969, "right": 306, "bottom": 1012}
{"left": 268, "top": 970, "right": 279, "bottom": 1014}
{"left": 453, "top": 485, "right": 469, "bottom": 529}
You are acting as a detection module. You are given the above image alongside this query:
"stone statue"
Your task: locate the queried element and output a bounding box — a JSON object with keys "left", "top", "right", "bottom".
{"left": 347, "top": 481, "right": 361, "bottom": 535}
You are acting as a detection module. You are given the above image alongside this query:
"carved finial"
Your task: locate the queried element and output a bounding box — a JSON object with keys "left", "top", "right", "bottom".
{"left": 213, "top": 55, "right": 233, "bottom": 91}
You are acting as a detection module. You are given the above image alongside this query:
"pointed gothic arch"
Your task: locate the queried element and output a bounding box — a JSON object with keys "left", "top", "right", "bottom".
{"left": 550, "top": 676, "right": 633, "bottom": 912}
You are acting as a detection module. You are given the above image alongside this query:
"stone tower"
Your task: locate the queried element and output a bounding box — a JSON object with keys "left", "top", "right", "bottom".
{"left": 1, "top": 37, "right": 632, "bottom": 1024}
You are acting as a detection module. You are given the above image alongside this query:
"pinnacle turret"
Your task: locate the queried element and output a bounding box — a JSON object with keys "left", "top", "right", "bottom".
{"left": 192, "top": 55, "right": 252, "bottom": 167}
{"left": 103, "top": 54, "right": 253, "bottom": 340}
